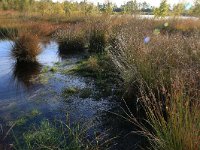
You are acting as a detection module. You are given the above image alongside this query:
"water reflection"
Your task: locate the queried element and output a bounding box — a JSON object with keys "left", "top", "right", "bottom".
{"left": 12, "top": 61, "right": 42, "bottom": 88}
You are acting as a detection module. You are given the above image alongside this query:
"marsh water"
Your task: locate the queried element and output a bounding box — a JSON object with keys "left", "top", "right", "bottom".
{"left": 0, "top": 40, "right": 143, "bottom": 149}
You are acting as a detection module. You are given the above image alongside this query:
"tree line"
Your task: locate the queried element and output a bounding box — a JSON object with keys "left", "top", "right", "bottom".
{"left": 0, "top": 0, "right": 200, "bottom": 17}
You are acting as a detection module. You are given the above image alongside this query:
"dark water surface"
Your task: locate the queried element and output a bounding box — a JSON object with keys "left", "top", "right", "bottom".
{"left": 0, "top": 40, "right": 143, "bottom": 149}
{"left": 0, "top": 40, "right": 116, "bottom": 125}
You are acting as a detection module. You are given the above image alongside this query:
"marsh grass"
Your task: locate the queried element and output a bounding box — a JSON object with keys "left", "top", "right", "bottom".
{"left": 1, "top": 13, "right": 200, "bottom": 149}
{"left": 54, "top": 25, "right": 86, "bottom": 54}
{"left": 14, "top": 120, "right": 84, "bottom": 150}
{"left": 68, "top": 55, "right": 122, "bottom": 97}
{"left": 12, "top": 33, "right": 42, "bottom": 62}
{"left": 109, "top": 18, "right": 200, "bottom": 150}
{"left": 0, "top": 27, "right": 18, "bottom": 39}
{"left": 89, "top": 28, "right": 106, "bottom": 53}
{"left": 13, "top": 117, "right": 110, "bottom": 150}
{"left": 135, "top": 79, "right": 200, "bottom": 150}
{"left": 62, "top": 87, "right": 79, "bottom": 98}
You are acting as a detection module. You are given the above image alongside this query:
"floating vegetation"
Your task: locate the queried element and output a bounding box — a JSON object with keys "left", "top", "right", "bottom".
{"left": 62, "top": 87, "right": 79, "bottom": 98}
{"left": 13, "top": 109, "right": 41, "bottom": 126}
{"left": 14, "top": 119, "right": 95, "bottom": 150}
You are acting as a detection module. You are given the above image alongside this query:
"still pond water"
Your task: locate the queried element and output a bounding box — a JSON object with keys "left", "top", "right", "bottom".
{"left": 0, "top": 40, "right": 142, "bottom": 149}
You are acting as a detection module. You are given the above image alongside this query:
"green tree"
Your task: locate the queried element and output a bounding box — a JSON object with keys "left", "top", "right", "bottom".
{"left": 154, "top": 0, "right": 170, "bottom": 17}
{"left": 64, "top": 1, "right": 72, "bottom": 16}
{"left": 173, "top": 3, "right": 185, "bottom": 16}
{"left": 124, "top": 0, "right": 139, "bottom": 15}
{"left": 52, "top": 2, "right": 65, "bottom": 16}
{"left": 102, "top": 0, "right": 113, "bottom": 14}
{"left": 192, "top": 0, "right": 200, "bottom": 16}
{"left": 1, "top": 0, "right": 9, "bottom": 10}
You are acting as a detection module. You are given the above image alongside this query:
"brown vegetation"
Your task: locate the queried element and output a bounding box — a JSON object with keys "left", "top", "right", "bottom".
{"left": 12, "top": 33, "right": 41, "bottom": 62}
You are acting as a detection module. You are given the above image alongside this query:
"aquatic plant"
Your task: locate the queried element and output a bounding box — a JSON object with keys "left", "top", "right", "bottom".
{"left": 69, "top": 55, "right": 122, "bottom": 97}
{"left": 13, "top": 118, "right": 108, "bottom": 150}
{"left": 14, "top": 120, "right": 84, "bottom": 150}
{"left": 12, "top": 33, "right": 41, "bottom": 62}
{"left": 62, "top": 87, "right": 79, "bottom": 98}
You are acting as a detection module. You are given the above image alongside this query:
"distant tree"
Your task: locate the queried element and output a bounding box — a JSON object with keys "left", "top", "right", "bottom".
{"left": 140, "top": 2, "right": 153, "bottom": 14}
{"left": 173, "top": 3, "right": 185, "bottom": 16}
{"left": 37, "top": 0, "right": 52, "bottom": 16}
{"left": 52, "top": 2, "right": 65, "bottom": 16}
{"left": 192, "top": 0, "right": 200, "bottom": 16}
{"left": 19, "top": 0, "right": 30, "bottom": 11}
{"left": 154, "top": 0, "right": 170, "bottom": 17}
{"left": 64, "top": 1, "right": 72, "bottom": 16}
{"left": 1, "top": 0, "right": 9, "bottom": 10}
{"left": 101, "top": 0, "right": 113, "bottom": 14}
{"left": 123, "top": 0, "right": 139, "bottom": 15}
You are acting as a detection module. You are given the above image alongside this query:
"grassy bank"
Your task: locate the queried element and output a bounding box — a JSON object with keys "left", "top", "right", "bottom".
{"left": 108, "top": 18, "right": 200, "bottom": 149}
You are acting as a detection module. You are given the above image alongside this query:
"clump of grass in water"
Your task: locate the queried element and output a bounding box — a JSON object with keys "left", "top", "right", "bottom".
{"left": 62, "top": 87, "right": 79, "bottom": 98}
{"left": 68, "top": 55, "right": 122, "bottom": 97}
{"left": 12, "top": 33, "right": 41, "bottom": 62}
{"left": 14, "top": 120, "right": 84, "bottom": 150}
{"left": 13, "top": 118, "right": 107, "bottom": 150}
{"left": 13, "top": 109, "right": 41, "bottom": 126}
{"left": 54, "top": 25, "right": 86, "bottom": 54}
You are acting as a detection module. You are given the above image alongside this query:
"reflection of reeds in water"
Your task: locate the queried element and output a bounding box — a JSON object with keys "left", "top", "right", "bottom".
{"left": 13, "top": 61, "right": 42, "bottom": 88}
{"left": 12, "top": 33, "right": 41, "bottom": 62}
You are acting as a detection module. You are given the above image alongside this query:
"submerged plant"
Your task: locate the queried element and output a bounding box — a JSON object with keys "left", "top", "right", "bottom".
{"left": 13, "top": 118, "right": 107, "bottom": 150}
{"left": 62, "top": 87, "right": 79, "bottom": 98}
{"left": 14, "top": 120, "right": 84, "bottom": 150}
{"left": 12, "top": 33, "right": 42, "bottom": 62}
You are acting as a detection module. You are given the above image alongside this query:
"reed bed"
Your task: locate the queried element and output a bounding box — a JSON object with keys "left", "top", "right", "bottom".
{"left": 108, "top": 18, "right": 200, "bottom": 149}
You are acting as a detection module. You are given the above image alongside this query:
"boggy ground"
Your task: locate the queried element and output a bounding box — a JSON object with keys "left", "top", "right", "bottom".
{"left": 0, "top": 12, "right": 200, "bottom": 150}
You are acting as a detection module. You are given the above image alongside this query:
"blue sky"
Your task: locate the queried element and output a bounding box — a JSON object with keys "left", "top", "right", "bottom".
{"left": 53, "top": 0, "right": 194, "bottom": 7}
